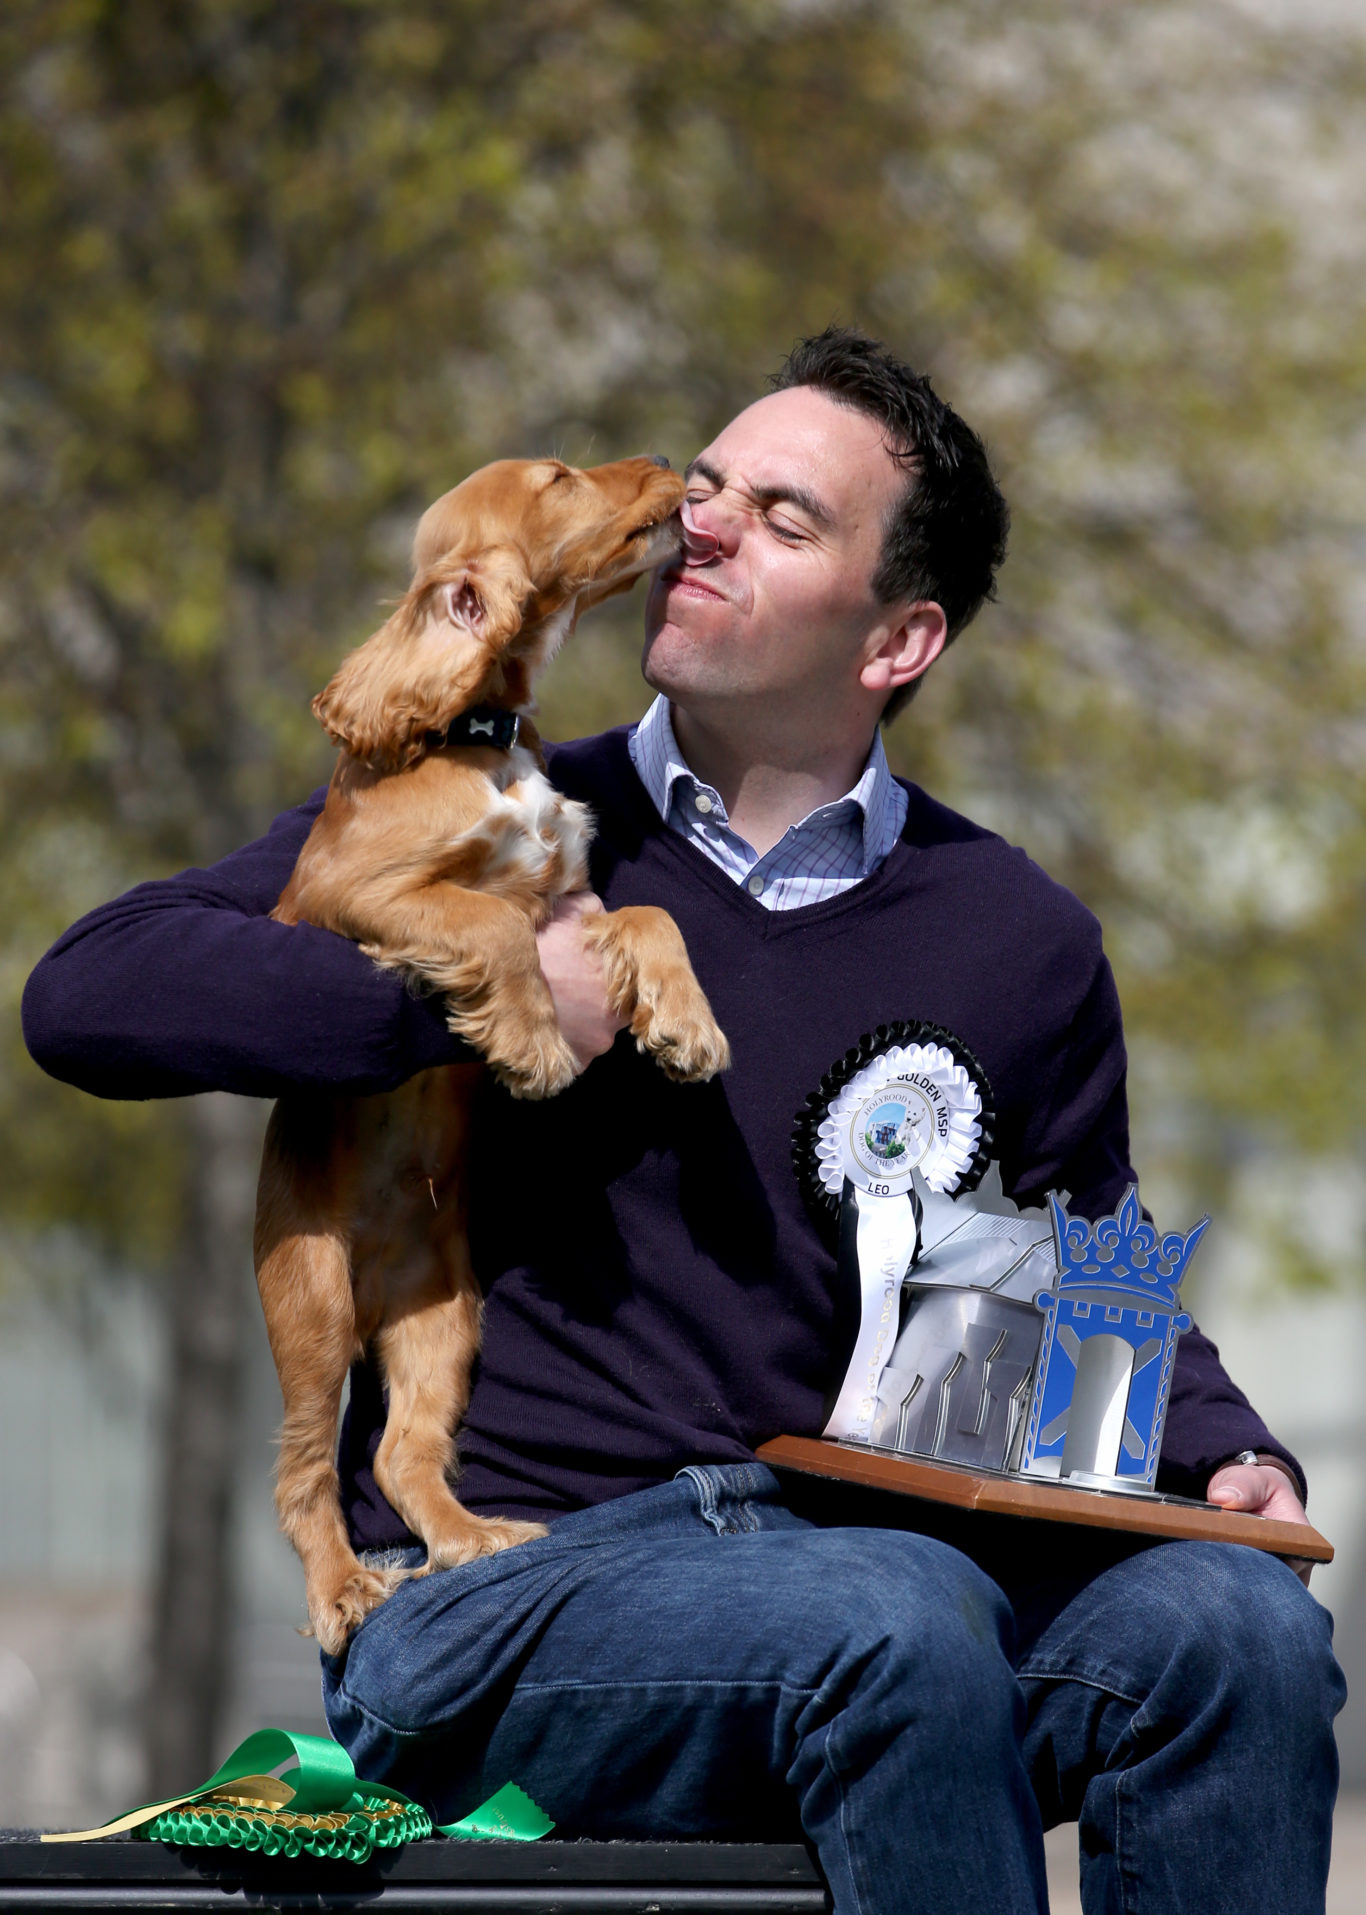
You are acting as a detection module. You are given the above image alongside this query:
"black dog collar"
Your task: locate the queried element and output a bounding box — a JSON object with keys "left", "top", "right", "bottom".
{"left": 430, "top": 707, "right": 522, "bottom": 750}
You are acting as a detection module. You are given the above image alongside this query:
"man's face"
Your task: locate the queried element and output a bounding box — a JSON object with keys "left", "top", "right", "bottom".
{"left": 642, "top": 385, "right": 908, "bottom": 721}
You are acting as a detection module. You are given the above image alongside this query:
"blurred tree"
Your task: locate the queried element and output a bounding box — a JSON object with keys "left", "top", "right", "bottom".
{"left": 868, "top": 3, "right": 1366, "bottom": 1249}
{"left": 0, "top": 0, "right": 1362, "bottom": 1789}
{"left": 0, "top": 0, "right": 927, "bottom": 1793}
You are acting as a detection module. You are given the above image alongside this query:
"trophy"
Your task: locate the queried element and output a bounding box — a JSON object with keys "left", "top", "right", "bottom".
{"left": 762, "top": 1024, "right": 1332, "bottom": 1563}
{"left": 1020, "top": 1189, "right": 1201, "bottom": 1491}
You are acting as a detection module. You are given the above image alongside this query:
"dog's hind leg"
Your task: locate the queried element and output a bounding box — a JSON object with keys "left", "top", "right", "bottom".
{"left": 373, "top": 1289, "right": 547, "bottom": 1572}
{"left": 255, "top": 1221, "right": 403, "bottom": 1655}
{"left": 582, "top": 905, "right": 730, "bottom": 1083}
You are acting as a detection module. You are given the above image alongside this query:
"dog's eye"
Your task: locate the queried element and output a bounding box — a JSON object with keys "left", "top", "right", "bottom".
{"left": 548, "top": 467, "right": 573, "bottom": 486}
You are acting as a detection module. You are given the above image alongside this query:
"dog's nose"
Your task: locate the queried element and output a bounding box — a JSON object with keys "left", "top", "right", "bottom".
{"left": 646, "top": 454, "right": 671, "bottom": 469}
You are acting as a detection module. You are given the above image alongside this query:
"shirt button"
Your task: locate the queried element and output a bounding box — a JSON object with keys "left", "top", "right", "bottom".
{"left": 694, "top": 792, "right": 714, "bottom": 815}
{"left": 747, "top": 874, "right": 765, "bottom": 896}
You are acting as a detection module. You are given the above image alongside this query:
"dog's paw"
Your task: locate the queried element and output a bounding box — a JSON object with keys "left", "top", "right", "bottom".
{"left": 487, "top": 1029, "right": 580, "bottom": 1100}
{"left": 418, "top": 1516, "right": 548, "bottom": 1573}
{"left": 636, "top": 1002, "right": 731, "bottom": 1083}
{"left": 306, "top": 1564, "right": 407, "bottom": 1657}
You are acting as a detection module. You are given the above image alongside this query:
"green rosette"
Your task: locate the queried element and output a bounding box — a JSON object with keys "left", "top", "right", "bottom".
{"left": 43, "top": 1728, "right": 553, "bottom": 1863}
{"left": 136, "top": 1787, "right": 434, "bottom": 1864}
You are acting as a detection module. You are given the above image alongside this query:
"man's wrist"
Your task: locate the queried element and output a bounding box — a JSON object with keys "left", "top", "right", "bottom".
{"left": 1216, "top": 1449, "right": 1301, "bottom": 1494}
{"left": 1252, "top": 1452, "right": 1301, "bottom": 1493}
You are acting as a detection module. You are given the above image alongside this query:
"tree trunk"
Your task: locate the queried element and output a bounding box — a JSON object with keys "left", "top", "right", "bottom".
{"left": 143, "top": 1092, "right": 265, "bottom": 1798}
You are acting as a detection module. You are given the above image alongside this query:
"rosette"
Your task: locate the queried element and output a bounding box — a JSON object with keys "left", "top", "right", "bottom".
{"left": 41, "top": 1727, "right": 554, "bottom": 1860}
{"left": 792, "top": 1023, "right": 996, "bottom": 1447}
{"left": 792, "top": 1022, "right": 995, "bottom": 1240}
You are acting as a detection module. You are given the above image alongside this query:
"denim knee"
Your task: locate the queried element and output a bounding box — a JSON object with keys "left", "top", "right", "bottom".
{"left": 786, "top": 1530, "right": 1043, "bottom": 1914}
{"left": 1021, "top": 1539, "right": 1345, "bottom": 1751}
{"left": 1156, "top": 1543, "right": 1345, "bottom": 1733}
{"left": 1021, "top": 1541, "right": 1343, "bottom": 1915}
{"left": 796, "top": 1529, "right": 1022, "bottom": 1747}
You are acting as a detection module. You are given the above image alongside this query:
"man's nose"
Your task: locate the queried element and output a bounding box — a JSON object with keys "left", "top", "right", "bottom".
{"left": 685, "top": 485, "right": 745, "bottom": 549}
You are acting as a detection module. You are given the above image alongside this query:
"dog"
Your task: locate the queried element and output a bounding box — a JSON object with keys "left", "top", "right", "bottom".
{"left": 253, "top": 454, "right": 729, "bottom": 1654}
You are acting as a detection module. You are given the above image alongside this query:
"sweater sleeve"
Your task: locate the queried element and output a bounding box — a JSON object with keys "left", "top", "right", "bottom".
{"left": 21, "top": 790, "right": 468, "bottom": 1100}
{"left": 1010, "top": 938, "right": 1308, "bottom": 1502}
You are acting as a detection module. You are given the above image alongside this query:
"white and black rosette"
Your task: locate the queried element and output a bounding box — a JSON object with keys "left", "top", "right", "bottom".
{"left": 793, "top": 1022, "right": 995, "bottom": 1238}
{"left": 793, "top": 1023, "right": 996, "bottom": 1445}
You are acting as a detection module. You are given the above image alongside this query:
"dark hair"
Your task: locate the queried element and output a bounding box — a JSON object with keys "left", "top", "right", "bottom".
{"left": 770, "top": 326, "right": 1009, "bottom": 719}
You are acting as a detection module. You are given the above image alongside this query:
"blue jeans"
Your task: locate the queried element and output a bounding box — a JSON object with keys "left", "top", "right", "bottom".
{"left": 322, "top": 1463, "right": 1344, "bottom": 1914}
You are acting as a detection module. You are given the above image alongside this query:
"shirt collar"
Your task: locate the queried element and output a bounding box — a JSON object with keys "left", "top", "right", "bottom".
{"left": 847, "top": 727, "right": 901, "bottom": 870}
{"left": 628, "top": 694, "right": 902, "bottom": 867}
{"left": 630, "top": 695, "right": 709, "bottom": 820}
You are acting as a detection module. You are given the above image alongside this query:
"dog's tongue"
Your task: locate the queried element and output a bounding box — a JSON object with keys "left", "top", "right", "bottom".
{"left": 680, "top": 500, "right": 720, "bottom": 563}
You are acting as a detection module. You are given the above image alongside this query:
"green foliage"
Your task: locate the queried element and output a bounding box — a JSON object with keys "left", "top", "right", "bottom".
{"left": 0, "top": 0, "right": 1362, "bottom": 1278}
{"left": 872, "top": 5, "right": 1366, "bottom": 1221}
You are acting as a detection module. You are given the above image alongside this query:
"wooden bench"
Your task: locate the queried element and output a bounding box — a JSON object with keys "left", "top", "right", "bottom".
{"left": 0, "top": 1832, "right": 829, "bottom": 1913}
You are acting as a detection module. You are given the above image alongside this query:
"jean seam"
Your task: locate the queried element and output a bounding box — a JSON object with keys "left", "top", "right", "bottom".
{"left": 1018, "top": 1667, "right": 1145, "bottom": 1710}
{"left": 332, "top": 1679, "right": 424, "bottom": 1741}
{"left": 679, "top": 1463, "right": 727, "bottom": 1534}
{"left": 821, "top": 1685, "right": 868, "bottom": 1915}
{"left": 1112, "top": 1769, "right": 1139, "bottom": 1915}
{"left": 338, "top": 1674, "right": 822, "bottom": 1736}
{"left": 514, "top": 1676, "right": 821, "bottom": 1699}
{"left": 680, "top": 1462, "right": 758, "bottom": 1535}
{"left": 381, "top": 1522, "right": 695, "bottom": 1594}
{"left": 741, "top": 1462, "right": 772, "bottom": 1529}
{"left": 738, "top": 1462, "right": 767, "bottom": 1528}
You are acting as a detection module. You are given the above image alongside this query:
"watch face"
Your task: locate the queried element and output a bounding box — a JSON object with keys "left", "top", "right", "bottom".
{"left": 792, "top": 1020, "right": 996, "bottom": 1238}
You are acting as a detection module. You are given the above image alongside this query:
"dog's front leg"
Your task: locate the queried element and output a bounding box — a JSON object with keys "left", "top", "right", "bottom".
{"left": 346, "top": 879, "right": 580, "bottom": 1099}
{"left": 580, "top": 906, "right": 730, "bottom": 1082}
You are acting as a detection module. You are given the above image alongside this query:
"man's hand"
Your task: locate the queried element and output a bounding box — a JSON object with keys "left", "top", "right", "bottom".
{"left": 1207, "top": 1455, "right": 1315, "bottom": 1585}
{"left": 535, "top": 893, "right": 628, "bottom": 1072}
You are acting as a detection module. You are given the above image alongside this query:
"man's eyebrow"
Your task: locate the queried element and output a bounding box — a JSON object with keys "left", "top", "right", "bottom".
{"left": 684, "top": 456, "right": 836, "bottom": 531}
{"left": 684, "top": 456, "right": 724, "bottom": 487}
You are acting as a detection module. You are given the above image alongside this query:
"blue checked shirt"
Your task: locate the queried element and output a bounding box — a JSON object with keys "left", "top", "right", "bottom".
{"left": 626, "top": 696, "right": 908, "bottom": 911}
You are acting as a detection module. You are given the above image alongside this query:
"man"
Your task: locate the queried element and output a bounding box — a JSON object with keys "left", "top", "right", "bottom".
{"left": 24, "top": 329, "right": 1343, "bottom": 1912}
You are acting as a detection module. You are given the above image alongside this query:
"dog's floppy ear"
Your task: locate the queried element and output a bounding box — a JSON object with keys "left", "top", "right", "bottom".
{"left": 312, "top": 549, "right": 532, "bottom": 770}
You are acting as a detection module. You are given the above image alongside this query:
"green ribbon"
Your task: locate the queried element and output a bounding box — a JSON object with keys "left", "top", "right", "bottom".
{"left": 439, "top": 1782, "right": 554, "bottom": 1842}
{"left": 42, "top": 1727, "right": 553, "bottom": 1861}
{"left": 199, "top": 1727, "right": 362, "bottom": 1814}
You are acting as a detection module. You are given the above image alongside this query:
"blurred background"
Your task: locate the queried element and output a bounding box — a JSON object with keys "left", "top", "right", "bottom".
{"left": 0, "top": 0, "right": 1363, "bottom": 1892}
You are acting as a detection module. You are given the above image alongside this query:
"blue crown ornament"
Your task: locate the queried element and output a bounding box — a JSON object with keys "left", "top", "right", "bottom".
{"left": 1019, "top": 1187, "right": 1208, "bottom": 1493}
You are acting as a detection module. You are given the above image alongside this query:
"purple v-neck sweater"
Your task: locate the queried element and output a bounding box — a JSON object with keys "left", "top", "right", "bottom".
{"left": 23, "top": 728, "right": 1299, "bottom": 1539}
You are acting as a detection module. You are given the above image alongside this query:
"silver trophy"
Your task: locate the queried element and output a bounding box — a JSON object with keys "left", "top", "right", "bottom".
{"left": 867, "top": 1162, "right": 1056, "bottom": 1471}
{"left": 795, "top": 1027, "right": 1208, "bottom": 1498}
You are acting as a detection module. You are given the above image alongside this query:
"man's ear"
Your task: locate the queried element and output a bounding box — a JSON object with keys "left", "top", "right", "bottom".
{"left": 312, "top": 551, "right": 532, "bottom": 770}
{"left": 859, "top": 602, "right": 948, "bottom": 698}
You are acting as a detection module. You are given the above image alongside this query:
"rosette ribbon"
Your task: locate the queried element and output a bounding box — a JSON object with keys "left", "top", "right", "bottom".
{"left": 792, "top": 1023, "right": 996, "bottom": 1446}
{"left": 41, "top": 1727, "right": 553, "bottom": 1863}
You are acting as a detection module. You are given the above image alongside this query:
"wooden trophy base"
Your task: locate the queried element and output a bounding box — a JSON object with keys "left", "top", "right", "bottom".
{"left": 755, "top": 1436, "right": 1334, "bottom": 1564}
